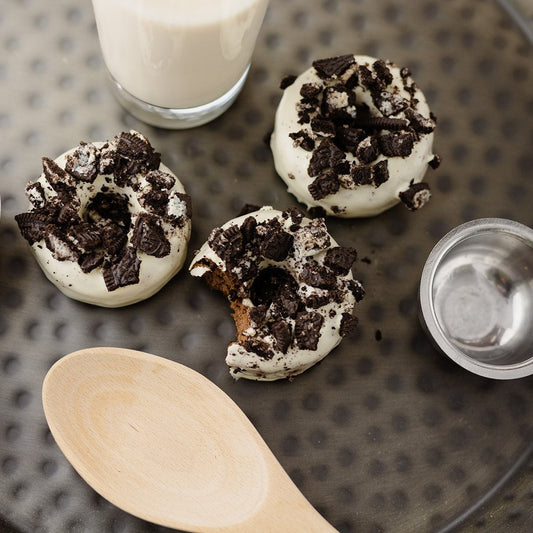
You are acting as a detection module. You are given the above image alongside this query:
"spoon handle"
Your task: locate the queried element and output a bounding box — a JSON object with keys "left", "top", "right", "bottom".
{"left": 244, "top": 457, "right": 339, "bottom": 532}
{"left": 244, "top": 499, "right": 338, "bottom": 532}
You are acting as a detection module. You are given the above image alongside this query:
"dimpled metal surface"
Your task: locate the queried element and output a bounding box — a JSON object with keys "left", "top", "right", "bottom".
{"left": 0, "top": 0, "right": 532, "bottom": 532}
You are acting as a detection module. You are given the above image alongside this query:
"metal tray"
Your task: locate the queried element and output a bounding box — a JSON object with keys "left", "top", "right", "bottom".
{"left": 0, "top": 0, "right": 532, "bottom": 531}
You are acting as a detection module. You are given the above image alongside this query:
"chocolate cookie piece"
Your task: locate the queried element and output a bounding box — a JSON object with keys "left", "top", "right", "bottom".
{"left": 428, "top": 155, "right": 441, "bottom": 169}
{"left": 372, "top": 59, "right": 393, "bottom": 86}
{"left": 14, "top": 211, "right": 48, "bottom": 245}
{"left": 372, "top": 160, "right": 390, "bottom": 187}
{"left": 57, "top": 196, "right": 81, "bottom": 225}
{"left": 295, "top": 311, "right": 324, "bottom": 350}
{"left": 78, "top": 250, "right": 105, "bottom": 274}
{"left": 399, "top": 182, "right": 432, "bottom": 211}
{"left": 313, "top": 54, "right": 356, "bottom": 79}
{"left": 308, "top": 139, "right": 345, "bottom": 177}
{"left": 113, "top": 131, "right": 161, "bottom": 186}
{"left": 70, "top": 222, "right": 102, "bottom": 253}
{"left": 98, "top": 142, "right": 118, "bottom": 174}
{"left": 209, "top": 225, "right": 244, "bottom": 266}
{"left": 239, "top": 215, "right": 258, "bottom": 246}
{"left": 284, "top": 206, "right": 306, "bottom": 226}
{"left": 357, "top": 64, "right": 382, "bottom": 94}
{"left": 308, "top": 169, "right": 341, "bottom": 201}
{"left": 335, "top": 126, "right": 366, "bottom": 155}
{"left": 376, "top": 90, "right": 409, "bottom": 117}
{"left": 347, "top": 279, "right": 365, "bottom": 302}
{"left": 45, "top": 226, "right": 79, "bottom": 262}
{"left": 379, "top": 131, "right": 416, "bottom": 158}
{"left": 131, "top": 213, "right": 171, "bottom": 258}
{"left": 289, "top": 130, "right": 315, "bottom": 151}
{"left": 249, "top": 304, "right": 268, "bottom": 326}
{"left": 103, "top": 247, "right": 141, "bottom": 291}
{"left": 340, "top": 312, "right": 359, "bottom": 336}
{"left": 321, "top": 84, "right": 357, "bottom": 121}
{"left": 65, "top": 142, "right": 100, "bottom": 183}
{"left": 296, "top": 98, "right": 319, "bottom": 124}
{"left": 42, "top": 157, "right": 76, "bottom": 193}
{"left": 311, "top": 117, "right": 336, "bottom": 137}
{"left": 280, "top": 74, "right": 297, "bottom": 89}
{"left": 99, "top": 220, "right": 128, "bottom": 258}
{"left": 300, "top": 262, "right": 337, "bottom": 290}
{"left": 145, "top": 169, "right": 176, "bottom": 190}
{"left": 324, "top": 247, "right": 358, "bottom": 275}
{"left": 356, "top": 136, "right": 380, "bottom": 164}
{"left": 25, "top": 181, "right": 47, "bottom": 209}
{"left": 166, "top": 191, "right": 192, "bottom": 226}
{"left": 116, "top": 131, "right": 159, "bottom": 165}
{"left": 404, "top": 107, "right": 435, "bottom": 134}
{"left": 293, "top": 217, "right": 331, "bottom": 255}
{"left": 269, "top": 320, "right": 293, "bottom": 354}
{"left": 260, "top": 229, "right": 294, "bottom": 261}
{"left": 300, "top": 82, "right": 322, "bottom": 99}
{"left": 140, "top": 188, "right": 169, "bottom": 215}
{"left": 241, "top": 338, "right": 274, "bottom": 360}
{"left": 350, "top": 164, "right": 373, "bottom": 186}
{"left": 354, "top": 116, "right": 408, "bottom": 131}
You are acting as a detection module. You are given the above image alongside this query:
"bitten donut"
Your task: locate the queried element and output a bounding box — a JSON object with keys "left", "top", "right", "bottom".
{"left": 189, "top": 206, "right": 364, "bottom": 381}
{"left": 270, "top": 54, "right": 441, "bottom": 217}
{"left": 15, "top": 130, "right": 192, "bottom": 307}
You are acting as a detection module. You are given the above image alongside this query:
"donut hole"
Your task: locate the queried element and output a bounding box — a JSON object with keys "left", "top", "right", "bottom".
{"left": 250, "top": 267, "right": 299, "bottom": 308}
{"left": 84, "top": 191, "right": 131, "bottom": 229}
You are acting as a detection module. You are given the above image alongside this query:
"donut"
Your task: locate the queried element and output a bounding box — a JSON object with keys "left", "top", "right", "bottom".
{"left": 270, "top": 54, "right": 441, "bottom": 218}
{"left": 189, "top": 206, "right": 364, "bottom": 381}
{"left": 15, "top": 130, "right": 192, "bottom": 307}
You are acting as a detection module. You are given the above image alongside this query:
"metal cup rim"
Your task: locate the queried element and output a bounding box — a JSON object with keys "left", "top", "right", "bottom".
{"left": 419, "top": 218, "right": 533, "bottom": 379}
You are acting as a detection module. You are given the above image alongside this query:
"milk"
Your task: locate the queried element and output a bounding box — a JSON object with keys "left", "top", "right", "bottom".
{"left": 91, "top": 0, "right": 269, "bottom": 110}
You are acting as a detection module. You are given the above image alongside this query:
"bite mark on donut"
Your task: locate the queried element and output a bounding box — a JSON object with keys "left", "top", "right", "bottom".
{"left": 190, "top": 207, "right": 364, "bottom": 380}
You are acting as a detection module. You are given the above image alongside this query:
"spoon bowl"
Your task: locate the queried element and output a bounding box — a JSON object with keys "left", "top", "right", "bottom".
{"left": 42, "top": 347, "right": 336, "bottom": 532}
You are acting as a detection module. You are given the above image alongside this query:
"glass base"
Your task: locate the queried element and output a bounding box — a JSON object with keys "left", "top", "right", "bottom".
{"left": 107, "top": 67, "right": 250, "bottom": 129}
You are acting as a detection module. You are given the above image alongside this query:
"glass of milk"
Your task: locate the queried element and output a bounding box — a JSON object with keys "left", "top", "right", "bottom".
{"left": 91, "top": 0, "right": 269, "bottom": 129}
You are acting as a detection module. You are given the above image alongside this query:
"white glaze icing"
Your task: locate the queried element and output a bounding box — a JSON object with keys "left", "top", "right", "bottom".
{"left": 190, "top": 206, "right": 362, "bottom": 381}
{"left": 270, "top": 55, "right": 436, "bottom": 217}
{"left": 22, "top": 133, "right": 191, "bottom": 307}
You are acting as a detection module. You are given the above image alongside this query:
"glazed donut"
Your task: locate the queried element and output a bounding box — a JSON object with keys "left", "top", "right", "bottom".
{"left": 189, "top": 206, "right": 364, "bottom": 381}
{"left": 15, "top": 130, "right": 192, "bottom": 307}
{"left": 270, "top": 54, "right": 440, "bottom": 218}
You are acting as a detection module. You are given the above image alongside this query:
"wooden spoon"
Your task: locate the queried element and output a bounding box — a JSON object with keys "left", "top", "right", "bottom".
{"left": 42, "top": 347, "right": 337, "bottom": 532}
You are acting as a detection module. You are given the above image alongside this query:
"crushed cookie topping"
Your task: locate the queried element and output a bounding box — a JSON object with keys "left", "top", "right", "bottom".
{"left": 15, "top": 131, "right": 192, "bottom": 292}
{"left": 282, "top": 55, "right": 438, "bottom": 203}
{"left": 205, "top": 208, "right": 363, "bottom": 360}
{"left": 399, "top": 182, "right": 432, "bottom": 211}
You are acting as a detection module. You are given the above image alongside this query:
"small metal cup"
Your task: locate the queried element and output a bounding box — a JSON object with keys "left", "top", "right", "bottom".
{"left": 419, "top": 218, "right": 533, "bottom": 379}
